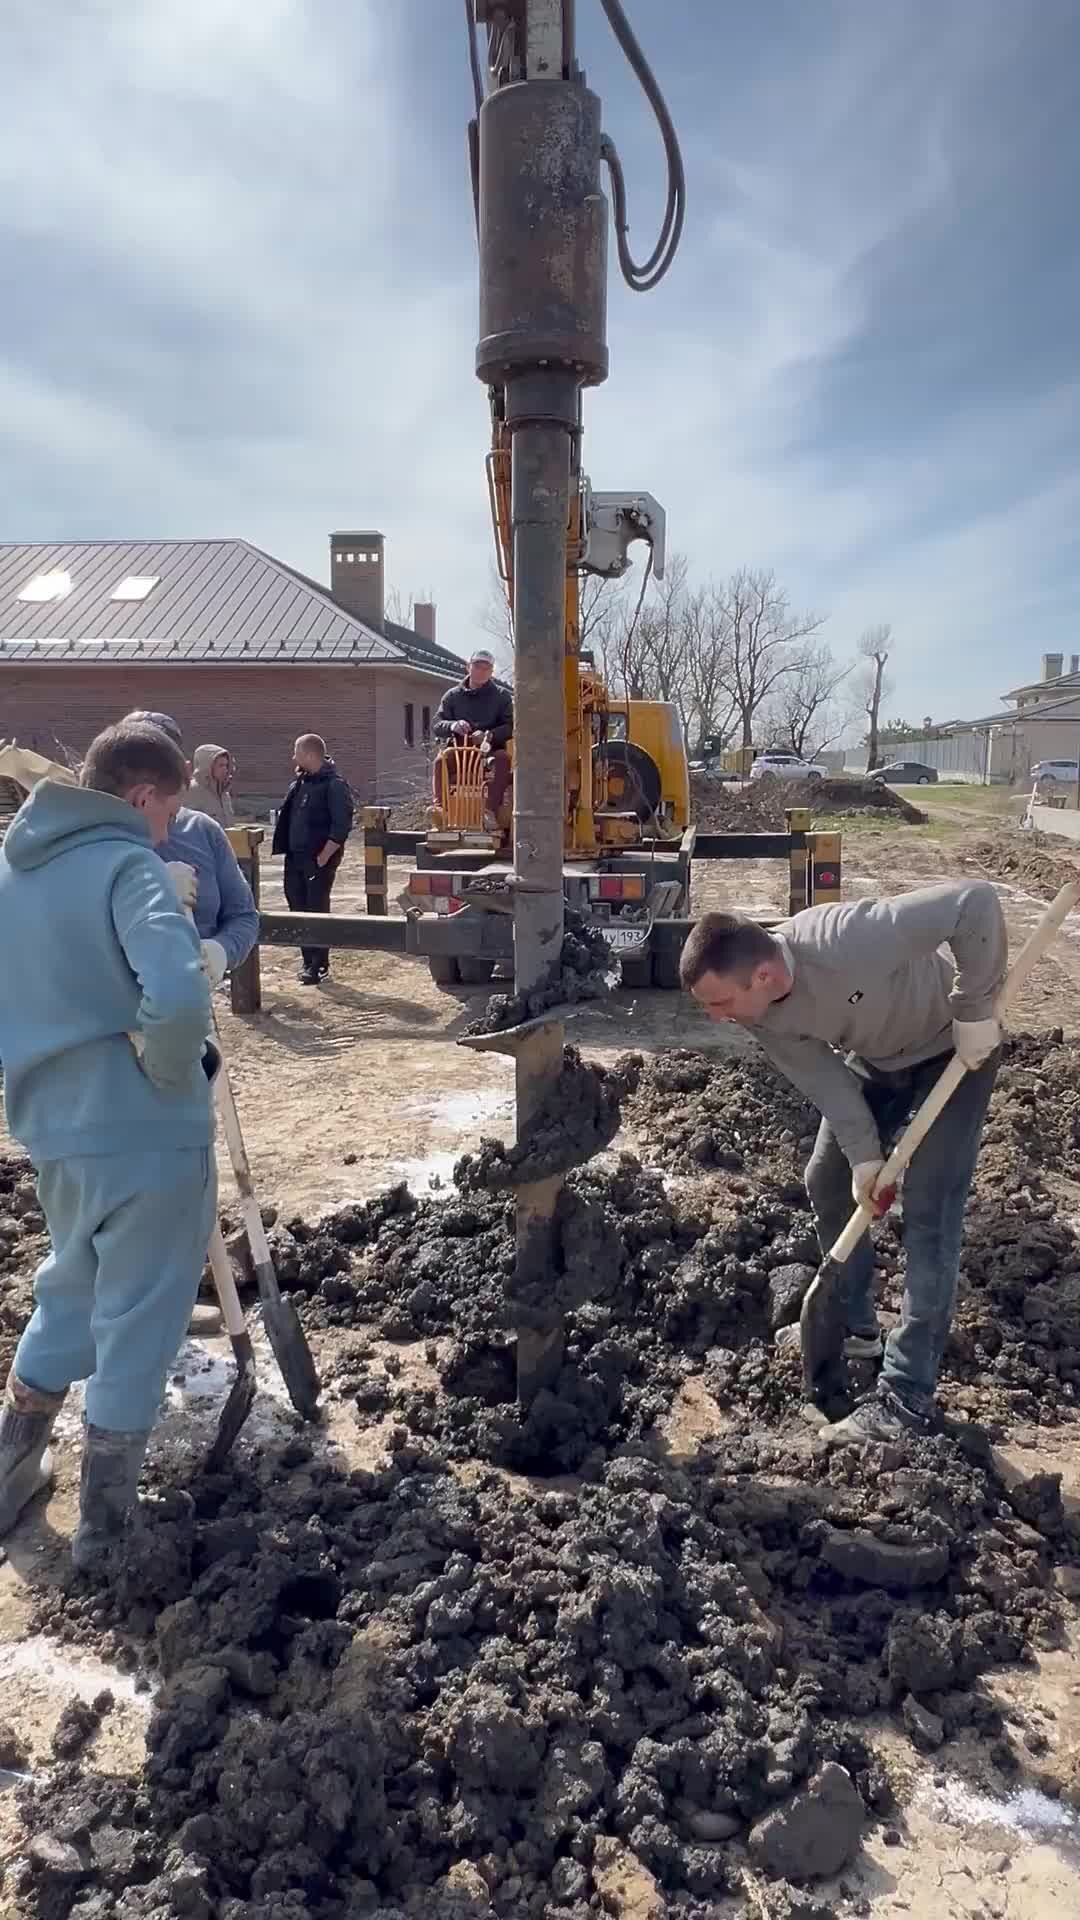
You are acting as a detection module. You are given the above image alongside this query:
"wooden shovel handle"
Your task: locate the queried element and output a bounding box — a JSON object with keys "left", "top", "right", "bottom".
{"left": 828, "top": 878, "right": 1080, "bottom": 1266}
{"left": 207, "top": 1222, "right": 247, "bottom": 1340}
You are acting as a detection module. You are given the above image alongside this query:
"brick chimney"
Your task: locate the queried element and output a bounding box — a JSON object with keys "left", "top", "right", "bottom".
{"left": 413, "top": 602, "right": 437, "bottom": 644}
{"left": 1042, "top": 651, "right": 1064, "bottom": 683}
{"left": 329, "top": 530, "right": 384, "bottom": 630}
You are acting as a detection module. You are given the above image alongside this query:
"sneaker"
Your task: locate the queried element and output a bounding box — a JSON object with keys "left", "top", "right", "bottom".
{"left": 824, "top": 1386, "right": 934, "bottom": 1449}
{"left": 775, "top": 1323, "right": 883, "bottom": 1361}
{"left": 844, "top": 1327, "right": 885, "bottom": 1361}
{"left": 299, "top": 965, "right": 320, "bottom": 986}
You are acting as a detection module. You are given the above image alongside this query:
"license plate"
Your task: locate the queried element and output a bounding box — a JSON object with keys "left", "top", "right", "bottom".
{"left": 606, "top": 925, "right": 649, "bottom": 952}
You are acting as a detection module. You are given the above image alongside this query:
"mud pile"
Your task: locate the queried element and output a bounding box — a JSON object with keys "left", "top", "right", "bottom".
{"left": 630, "top": 1037, "right": 1080, "bottom": 1429}
{"left": 961, "top": 830, "right": 1080, "bottom": 904}
{"left": 19, "top": 1412, "right": 1074, "bottom": 1920}
{"left": 691, "top": 776, "right": 925, "bottom": 833}
{"left": 0, "top": 1150, "right": 47, "bottom": 1379}
{"left": 462, "top": 913, "right": 616, "bottom": 1036}
{"left": 628, "top": 1050, "right": 818, "bottom": 1175}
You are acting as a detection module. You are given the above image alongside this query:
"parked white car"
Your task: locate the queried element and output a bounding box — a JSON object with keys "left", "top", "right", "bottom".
{"left": 749, "top": 752, "right": 827, "bottom": 783}
{"left": 1031, "top": 759, "right": 1080, "bottom": 785}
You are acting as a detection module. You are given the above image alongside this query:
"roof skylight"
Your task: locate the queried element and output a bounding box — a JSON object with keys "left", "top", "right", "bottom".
{"left": 17, "top": 569, "right": 72, "bottom": 604}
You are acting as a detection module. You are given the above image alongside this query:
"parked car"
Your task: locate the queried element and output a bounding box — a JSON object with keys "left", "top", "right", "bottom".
{"left": 749, "top": 752, "right": 826, "bottom": 783}
{"left": 1031, "top": 759, "right": 1080, "bottom": 785}
{"left": 870, "top": 761, "right": 939, "bottom": 787}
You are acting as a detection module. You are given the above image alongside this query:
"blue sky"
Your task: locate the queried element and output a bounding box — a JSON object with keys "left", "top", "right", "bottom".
{"left": 2, "top": 0, "right": 1078, "bottom": 723}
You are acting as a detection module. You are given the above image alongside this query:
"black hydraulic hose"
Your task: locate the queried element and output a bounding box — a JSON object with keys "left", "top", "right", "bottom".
{"left": 597, "top": 0, "right": 686, "bottom": 291}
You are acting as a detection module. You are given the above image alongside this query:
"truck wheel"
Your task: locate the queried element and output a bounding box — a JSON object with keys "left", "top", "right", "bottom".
{"left": 652, "top": 944, "right": 683, "bottom": 990}
{"left": 619, "top": 952, "right": 653, "bottom": 989}
{"left": 457, "top": 957, "right": 494, "bottom": 985}
{"left": 428, "top": 956, "right": 460, "bottom": 986}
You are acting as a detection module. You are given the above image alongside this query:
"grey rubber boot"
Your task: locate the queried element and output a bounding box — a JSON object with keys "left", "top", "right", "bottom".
{"left": 71, "top": 1423, "right": 151, "bottom": 1576}
{"left": 0, "top": 1376, "right": 66, "bottom": 1537}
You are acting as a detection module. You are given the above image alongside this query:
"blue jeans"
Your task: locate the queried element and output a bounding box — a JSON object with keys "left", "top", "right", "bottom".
{"left": 804, "top": 1051, "right": 999, "bottom": 1408}
{"left": 14, "top": 1148, "right": 217, "bottom": 1431}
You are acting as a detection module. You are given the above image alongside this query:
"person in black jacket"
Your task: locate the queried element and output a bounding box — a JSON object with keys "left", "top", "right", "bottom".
{"left": 432, "top": 651, "right": 513, "bottom": 829}
{"left": 271, "top": 735, "right": 354, "bottom": 984}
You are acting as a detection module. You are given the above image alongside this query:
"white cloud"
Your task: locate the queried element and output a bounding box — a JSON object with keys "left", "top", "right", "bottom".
{"left": 0, "top": 0, "right": 1071, "bottom": 722}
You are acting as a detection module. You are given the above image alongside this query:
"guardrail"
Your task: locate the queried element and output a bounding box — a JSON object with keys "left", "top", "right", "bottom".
{"left": 228, "top": 807, "right": 842, "bottom": 1012}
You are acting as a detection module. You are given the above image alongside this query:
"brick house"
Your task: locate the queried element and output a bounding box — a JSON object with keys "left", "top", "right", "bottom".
{"left": 0, "top": 531, "right": 466, "bottom": 808}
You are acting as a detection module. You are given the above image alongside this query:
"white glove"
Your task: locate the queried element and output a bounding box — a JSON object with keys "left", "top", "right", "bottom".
{"left": 165, "top": 861, "right": 198, "bottom": 910}
{"left": 953, "top": 1017, "right": 1001, "bottom": 1069}
{"left": 201, "top": 939, "right": 228, "bottom": 988}
{"left": 851, "top": 1159, "right": 896, "bottom": 1218}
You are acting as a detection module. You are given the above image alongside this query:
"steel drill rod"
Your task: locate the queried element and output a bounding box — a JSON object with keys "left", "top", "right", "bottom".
{"left": 508, "top": 378, "right": 573, "bottom": 1402}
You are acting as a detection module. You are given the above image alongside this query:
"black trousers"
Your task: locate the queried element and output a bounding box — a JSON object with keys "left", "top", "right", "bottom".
{"left": 283, "top": 852, "right": 342, "bottom": 972}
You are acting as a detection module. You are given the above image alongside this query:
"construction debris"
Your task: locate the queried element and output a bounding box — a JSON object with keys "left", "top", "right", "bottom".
{"left": 691, "top": 775, "right": 927, "bottom": 833}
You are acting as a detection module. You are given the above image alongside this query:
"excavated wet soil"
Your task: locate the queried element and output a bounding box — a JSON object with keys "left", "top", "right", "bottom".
{"left": 8, "top": 1038, "right": 1080, "bottom": 1918}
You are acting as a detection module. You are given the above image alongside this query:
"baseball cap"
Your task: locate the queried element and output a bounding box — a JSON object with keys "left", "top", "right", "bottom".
{"left": 469, "top": 649, "right": 495, "bottom": 667}
{"left": 123, "top": 709, "right": 183, "bottom": 748}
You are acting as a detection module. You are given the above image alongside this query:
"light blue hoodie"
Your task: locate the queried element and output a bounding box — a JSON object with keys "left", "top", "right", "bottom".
{"left": 0, "top": 781, "right": 214, "bottom": 1163}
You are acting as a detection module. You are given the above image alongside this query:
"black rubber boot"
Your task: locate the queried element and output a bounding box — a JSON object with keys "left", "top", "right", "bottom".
{"left": 0, "top": 1376, "right": 66, "bottom": 1537}
{"left": 71, "top": 1422, "right": 151, "bottom": 1576}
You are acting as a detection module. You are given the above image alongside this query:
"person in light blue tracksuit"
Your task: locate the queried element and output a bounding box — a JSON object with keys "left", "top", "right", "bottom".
{"left": 0, "top": 721, "right": 218, "bottom": 1574}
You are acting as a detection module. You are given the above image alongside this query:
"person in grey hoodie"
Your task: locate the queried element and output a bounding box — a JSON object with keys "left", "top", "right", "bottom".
{"left": 122, "top": 714, "right": 257, "bottom": 985}
{"left": 680, "top": 882, "right": 1007, "bottom": 1447}
{"left": 0, "top": 721, "right": 218, "bottom": 1571}
{"left": 187, "top": 743, "right": 236, "bottom": 828}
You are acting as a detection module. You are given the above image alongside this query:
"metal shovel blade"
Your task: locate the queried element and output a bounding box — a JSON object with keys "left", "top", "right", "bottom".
{"left": 206, "top": 1329, "right": 258, "bottom": 1472}
{"left": 799, "top": 1257, "right": 852, "bottom": 1421}
{"left": 256, "top": 1262, "right": 320, "bottom": 1419}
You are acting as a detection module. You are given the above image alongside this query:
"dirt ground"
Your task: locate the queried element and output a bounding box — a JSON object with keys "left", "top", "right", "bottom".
{"left": 2, "top": 799, "right": 1080, "bottom": 1919}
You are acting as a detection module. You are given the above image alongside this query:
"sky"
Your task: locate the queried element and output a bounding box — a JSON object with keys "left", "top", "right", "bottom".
{"left": 2, "top": 0, "right": 1079, "bottom": 726}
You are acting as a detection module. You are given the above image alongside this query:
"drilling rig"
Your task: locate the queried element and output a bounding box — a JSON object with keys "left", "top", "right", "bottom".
{"left": 444, "top": 0, "right": 686, "bottom": 1401}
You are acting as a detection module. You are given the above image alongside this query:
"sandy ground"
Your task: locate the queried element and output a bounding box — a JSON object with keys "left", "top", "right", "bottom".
{"left": 3, "top": 804, "right": 1080, "bottom": 1916}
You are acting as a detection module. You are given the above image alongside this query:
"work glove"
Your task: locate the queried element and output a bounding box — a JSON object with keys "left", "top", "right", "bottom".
{"left": 165, "top": 861, "right": 198, "bottom": 910}
{"left": 201, "top": 939, "right": 228, "bottom": 989}
{"left": 952, "top": 1017, "right": 1001, "bottom": 1069}
{"left": 851, "top": 1159, "right": 896, "bottom": 1218}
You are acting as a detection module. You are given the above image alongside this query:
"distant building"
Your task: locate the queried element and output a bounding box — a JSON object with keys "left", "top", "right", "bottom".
{"left": 0, "top": 530, "right": 466, "bottom": 807}
{"left": 846, "top": 652, "right": 1080, "bottom": 785}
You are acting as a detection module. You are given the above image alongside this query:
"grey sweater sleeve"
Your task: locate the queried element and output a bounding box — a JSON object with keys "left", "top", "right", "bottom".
{"left": 838, "top": 881, "right": 1007, "bottom": 1020}
{"left": 753, "top": 1031, "right": 882, "bottom": 1166}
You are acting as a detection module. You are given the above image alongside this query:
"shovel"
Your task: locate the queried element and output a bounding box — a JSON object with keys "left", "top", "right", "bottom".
{"left": 204, "top": 1222, "right": 258, "bottom": 1470}
{"left": 212, "top": 1047, "right": 321, "bottom": 1420}
{"left": 800, "top": 878, "right": 1080, "bottom": 1416}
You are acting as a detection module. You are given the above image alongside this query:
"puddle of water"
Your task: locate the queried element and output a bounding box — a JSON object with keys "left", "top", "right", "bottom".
{"left": 0, "top": 1637, "right": 155, "bottom": 1711}
{"left": 406, "top": 1088, "right": 512, "bottom": 1132}
{"left": 918, "top": 1775, "right": 1080, "bottom": 1865}
{"left": 389, "top": 1150, "right": 459, "bottom": 1193}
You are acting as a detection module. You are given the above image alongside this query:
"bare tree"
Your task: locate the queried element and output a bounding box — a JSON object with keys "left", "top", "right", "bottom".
{"left": 385, "top": 585, "right": 436, "bottom": 630}
{"left": 477, "top": 564, "right": 515, "bottom": 669}
{"left": 683, "top": 586, "right": 737, "bottom": 751}
{"left": 758, "top": 644, "right": 851, "bottom": 758}
{"left": 711, "top": 568, "right": 826, "bottom": 749}
{"left": 854, "top": 624, "right": 894, "bottom": 770}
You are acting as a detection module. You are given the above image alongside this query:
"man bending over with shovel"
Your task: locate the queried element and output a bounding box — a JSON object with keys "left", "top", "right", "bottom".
{"left": 0, "top": 721, "right": 217, "bottom": 1570}
{"left": 680, "top": 882, "right": 1006, "bottom": 1447}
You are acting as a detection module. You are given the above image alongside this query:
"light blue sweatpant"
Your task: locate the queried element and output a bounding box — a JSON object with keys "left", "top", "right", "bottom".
{"left": 14, "top": 1148, "right": 217, "bottom": 1431}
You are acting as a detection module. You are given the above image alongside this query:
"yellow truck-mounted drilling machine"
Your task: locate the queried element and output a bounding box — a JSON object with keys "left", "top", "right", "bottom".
{"left": 403, "top": 0, "right": 688, "bottom": 997}
{"left": 421, "top": 0, "right": 685, "bottom": 1401}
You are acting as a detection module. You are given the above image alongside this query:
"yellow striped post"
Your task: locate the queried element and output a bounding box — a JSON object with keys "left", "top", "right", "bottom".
{"left": 786, "top": 807, "right": 812, "bottom": 915}
{"left": 809, "top": 829, "right": 842, "bottom": 906}
{"left": 362, "top": 807, "right": 389, "bottom": 916}
{"left": 226, "top": 826, "right": 264, "bottom": 1015}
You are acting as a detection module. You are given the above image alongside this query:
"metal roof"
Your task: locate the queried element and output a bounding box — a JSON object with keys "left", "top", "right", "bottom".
{"left": 0, "top": 538, "right": 467, "bottom": 679}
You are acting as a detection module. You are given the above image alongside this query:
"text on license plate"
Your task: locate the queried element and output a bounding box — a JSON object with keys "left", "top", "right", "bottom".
{"left": 605, "top": 925, "right": 648, "bottom": 951}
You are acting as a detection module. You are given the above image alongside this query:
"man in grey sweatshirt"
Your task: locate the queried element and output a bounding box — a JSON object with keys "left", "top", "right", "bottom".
{"left": 680, "top": 882, "right": 1007, "bottom": 1446}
